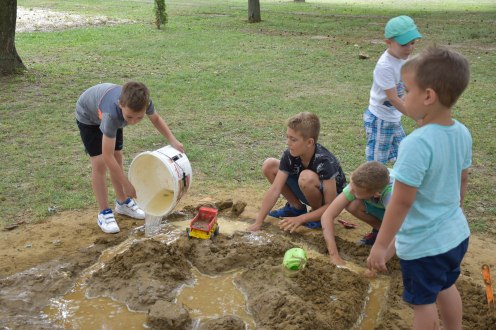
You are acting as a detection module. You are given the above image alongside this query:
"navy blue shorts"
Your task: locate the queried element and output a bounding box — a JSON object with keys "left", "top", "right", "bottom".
{"left": 400, "top": 237, "right": 469, "bottom": 305}
{"left": 286, "top": 174, "right": 324, "bottom": 206}
{"left": 77, "top": 120, "right": 123, "bottom": 157}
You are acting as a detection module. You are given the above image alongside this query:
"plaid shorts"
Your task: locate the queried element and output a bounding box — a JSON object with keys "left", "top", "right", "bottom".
{"left": 363, "top": 108, "right": 405, "bottom": 164}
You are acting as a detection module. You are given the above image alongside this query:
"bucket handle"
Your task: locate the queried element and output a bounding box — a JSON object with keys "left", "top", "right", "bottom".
{"left": 156, "top": 149, "right": 188, "bottom": 189}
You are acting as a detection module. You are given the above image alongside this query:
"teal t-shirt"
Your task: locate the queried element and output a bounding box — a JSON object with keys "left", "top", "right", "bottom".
{"left": 394, "top": 120, "right": 472, "bottom": 260}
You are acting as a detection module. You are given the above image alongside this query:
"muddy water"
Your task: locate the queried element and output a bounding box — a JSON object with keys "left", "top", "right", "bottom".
{"left": 42, "top": 219, "right": 389, "bottom": 329}
{"left": 172, "top": 216, "right": 251, "bottom": 235}
{"left": 44, "top": 280, "right": 147, "bottom": 329}
{"left": 42, "top": 220, "right": 255, "bottom": 329}
{"left": 356, "top": 276, "right": 389, "bottom": 330}
{"left": 44, "top": 238, "right": 148, "bottom": 328}
{"left": 144, "top": 214, "right": 162, "bottom": 237}
{"left": 145, "top": 189, "right": 174, "bottom": 215}
{"left": 176, "top": 268, "right": 255, "bottom": 329}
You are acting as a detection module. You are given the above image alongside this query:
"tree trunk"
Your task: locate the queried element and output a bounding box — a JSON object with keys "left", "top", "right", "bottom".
{"left": 248, "top": 0, "right": 261, "bottom": 23}
{"left": 0, "top": 0, "right": 26, "bottom": 76}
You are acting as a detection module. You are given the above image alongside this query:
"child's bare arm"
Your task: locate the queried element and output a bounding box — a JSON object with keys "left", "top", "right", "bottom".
{"left": 460, "top": 169, "right": 469, "bottom": 206}
{"left": 247, "top": 171, "right": 288, "bottom": 231}
{"left": 321, "top": 193, "right": 350, "bottom": 265}
{"left": 385, "top": 88, "right": 422, "bottom": 126}
{"left": 148, "top": 113, "right": 184, "bottom": 152}
{"left": 367, "top": 181, "right": 416, "bottom": 272}
{"left": 384, "top": 88, "right": 407, "bottom": 115}
{"left": 101, "top": 135, "right": 135, "bottom": 198}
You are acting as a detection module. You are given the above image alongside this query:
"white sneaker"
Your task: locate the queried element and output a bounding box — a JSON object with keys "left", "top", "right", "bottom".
{"left": 115, "top": 198, "right": 145, "bottom": 219}
{"left": 97, "top": 209, "right": 120, "bottom": 234}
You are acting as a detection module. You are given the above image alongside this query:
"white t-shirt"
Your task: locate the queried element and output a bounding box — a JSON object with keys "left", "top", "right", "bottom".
{"left": 368, "top": 51, "right": 406, "bottom": 123}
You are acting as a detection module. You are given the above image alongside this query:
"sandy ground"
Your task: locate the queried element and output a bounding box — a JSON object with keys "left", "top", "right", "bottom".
{"left": 16, "top": 7, "right": 133, "bottom": 33}
{"left": 1, "top": 188, "right": 495, "bottom": 329}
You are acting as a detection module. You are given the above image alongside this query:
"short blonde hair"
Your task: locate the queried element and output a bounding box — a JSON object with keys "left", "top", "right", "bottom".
{"left": 286, "top": 112, "right": 320, "bottom": 143}
{"left": 401, "top": 46, "right": 469, "bottom": 108}
{"left": 351, "top": 161, "right": 390, "bottom": 192}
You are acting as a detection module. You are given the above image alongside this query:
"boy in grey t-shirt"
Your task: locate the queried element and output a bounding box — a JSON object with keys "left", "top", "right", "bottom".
{"left": 76, "top": 82, "right": 184, "bottom": 234}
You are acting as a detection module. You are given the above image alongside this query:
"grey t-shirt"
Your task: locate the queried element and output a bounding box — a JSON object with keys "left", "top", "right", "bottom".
{"left": 75, "top": 83, "right": 155, "bottom": 138}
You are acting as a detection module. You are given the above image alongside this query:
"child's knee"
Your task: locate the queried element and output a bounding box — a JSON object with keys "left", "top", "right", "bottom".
{"left": 345, "top": 199, "right": 365, "bottom": 214}
{"left": 262, "top": 158, "right": 279, "bottom": 177}
{"left": 297, "top": 170, "right": 319, "bottom": 189}
{"left": 90, "top": 156, "right": 106, "bottom": 172}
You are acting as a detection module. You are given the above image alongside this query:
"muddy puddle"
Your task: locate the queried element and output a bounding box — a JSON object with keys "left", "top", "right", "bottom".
{"left": 1, "top": 201, "right": 495, "bottom": 329}
{"left": 44, "top": 217, "right": 382, "bottom": 329}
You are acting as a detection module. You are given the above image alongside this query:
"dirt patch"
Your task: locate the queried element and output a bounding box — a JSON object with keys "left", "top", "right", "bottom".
{"left": 16, "top": 7, "right": 134, "bottom": 33}
{"left": 1, "top": 191, "right": 495, "bottom": 329}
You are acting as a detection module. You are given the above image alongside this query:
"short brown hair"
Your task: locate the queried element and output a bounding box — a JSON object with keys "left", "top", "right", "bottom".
{"left": 351, "top": 161, "right": 390, "bottom": 192}
{"left": 401, "top": 46, "right": 470, "bottom": 108}
{"left": 286, "top": 112, "right": 320, "bottom": 142}
{"left": 119, "top": 82, "right": 150, "bottom": 112}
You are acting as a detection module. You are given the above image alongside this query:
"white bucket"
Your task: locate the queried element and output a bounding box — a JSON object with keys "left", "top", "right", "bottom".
{"left": 128, "top": 145, "right": 192, "bottom": 217}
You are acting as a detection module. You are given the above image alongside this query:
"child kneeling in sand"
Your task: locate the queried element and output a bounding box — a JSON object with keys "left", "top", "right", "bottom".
{"left": 247, "top": 112, "right": 346, "bottom": 232}
{"left": 321, "top": 161, "right": 393, "bottom": 266}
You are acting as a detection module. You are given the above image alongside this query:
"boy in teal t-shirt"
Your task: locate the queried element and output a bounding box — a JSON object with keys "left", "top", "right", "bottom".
{"left": 367, "top": 46, "right": 471, "bottom": 330}
{"left": 321, "top": 161, "right": 392, "bottom": 265}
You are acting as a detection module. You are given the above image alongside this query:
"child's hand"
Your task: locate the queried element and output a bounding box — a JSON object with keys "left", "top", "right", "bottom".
{"left": 363, "top": 268, "right": 377, "bottom": 278}
{"left": 171, "top": 140, "right": 185, "bottom": 153}
{"left": 247, "top": 222, "right": 262, "bottom": 232}
{"left": 367, "top": 245, "right": 388, "bottom": 273}
{"left": 330, "top": 254, "right": 346, "bottom": 267}
{"left": 278, "top": 217, "right": 303, "bottom": 233}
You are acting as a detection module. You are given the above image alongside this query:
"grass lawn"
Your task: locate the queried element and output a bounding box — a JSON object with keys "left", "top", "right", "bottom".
{"left": 1, "top": 0, "right": 495, "bottom": 236}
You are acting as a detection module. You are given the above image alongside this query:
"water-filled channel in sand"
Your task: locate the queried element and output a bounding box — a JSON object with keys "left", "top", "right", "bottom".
{"left": 43, "top": 218, "right": 389, "bottom": 329}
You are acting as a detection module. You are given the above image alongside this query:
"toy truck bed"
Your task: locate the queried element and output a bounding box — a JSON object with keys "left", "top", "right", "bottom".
{"left": 186, "top": 206, "right": 219, "bottom": 239}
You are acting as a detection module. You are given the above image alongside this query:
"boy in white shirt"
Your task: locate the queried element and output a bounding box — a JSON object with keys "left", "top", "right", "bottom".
{"left": 362, "top": 15, "right": 422, "bottom": 243}
{"left": 364, "top": 15, "right": 422, "bottom": 164}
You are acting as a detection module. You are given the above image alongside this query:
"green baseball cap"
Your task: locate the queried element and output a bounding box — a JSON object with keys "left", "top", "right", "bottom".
{"left": 384, "top": 15, "right": 422, "bottom": 45}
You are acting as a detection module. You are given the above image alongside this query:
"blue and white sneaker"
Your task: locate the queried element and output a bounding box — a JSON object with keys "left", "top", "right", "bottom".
{"left": 269, "top": 203, "right": 307, "bottom": 218}
{"left": 115, "top": 198, "right": 145, "bottom": 220}
{"left": 97, "top": 208, "right": 120, "bottom": 234}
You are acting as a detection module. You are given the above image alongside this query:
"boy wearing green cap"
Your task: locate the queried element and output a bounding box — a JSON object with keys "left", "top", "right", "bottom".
{"left": 364, "top": 15, "right": 422, "bottom": 164}
{"left": 362, "top": 15, "right": 422, "bottom": 242}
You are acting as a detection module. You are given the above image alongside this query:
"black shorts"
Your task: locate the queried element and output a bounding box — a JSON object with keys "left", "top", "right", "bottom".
{"left": 77, "top": 120, "right": 123, "bottom": 157}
